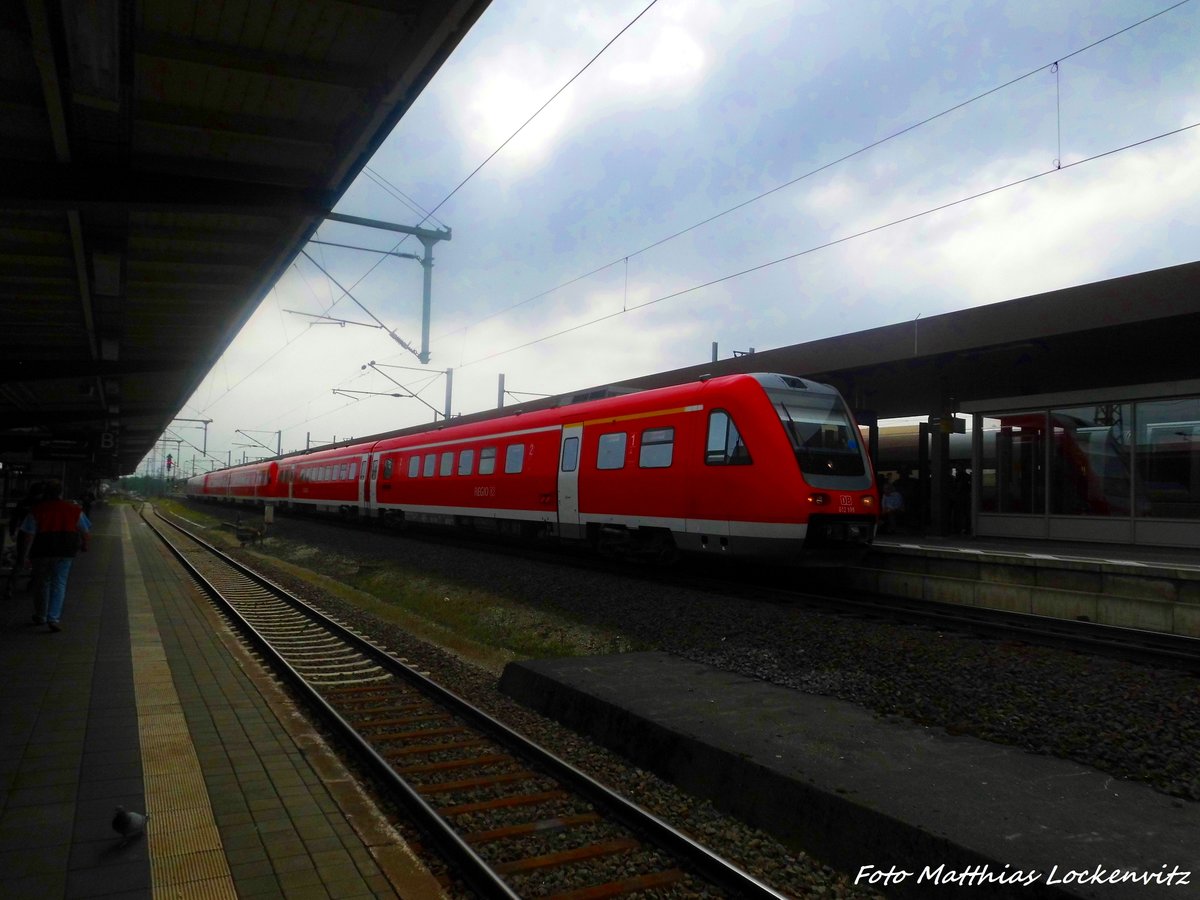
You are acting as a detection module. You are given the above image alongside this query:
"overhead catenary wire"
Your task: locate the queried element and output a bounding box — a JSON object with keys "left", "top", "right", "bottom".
{"left": 315, "top": 0, "right": 664, "bottom": 320}
{"left": 458, "top": 121, "right": 1200, "bottom": 368}
{"left": 434, "top": 0, "right": 1195, "bottom": 342}
{"left": 174, "top": 1, "right": 1191, "bottom": 461}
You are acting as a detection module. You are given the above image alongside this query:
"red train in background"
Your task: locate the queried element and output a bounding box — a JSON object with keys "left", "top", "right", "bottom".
{"left": 186, "top": 373, "right": 879, "bottom": 560}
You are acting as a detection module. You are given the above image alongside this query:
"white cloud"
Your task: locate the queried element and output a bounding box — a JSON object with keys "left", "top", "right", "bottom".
{"left": 159, "top": 0, "right": 1200, "bottom": 474}
{"left": 606, "top": 25, "right": 705, "bottom": 91}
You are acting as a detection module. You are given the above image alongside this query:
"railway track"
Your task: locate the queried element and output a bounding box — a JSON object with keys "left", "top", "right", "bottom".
{"left": 181, "top": 497, "right": 1200, "bottom": 672}
{"left": 143, "top": 506, "right": 785, "bottom": 899}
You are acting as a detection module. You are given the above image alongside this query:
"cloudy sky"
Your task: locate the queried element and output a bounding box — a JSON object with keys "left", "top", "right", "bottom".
{"left": 163, "top": 0, "right": 1199, "bottom": 473}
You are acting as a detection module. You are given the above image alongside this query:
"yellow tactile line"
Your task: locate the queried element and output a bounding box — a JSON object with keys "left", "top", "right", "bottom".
{"left": 121, "top": 509, "right": 238, "bottom": 899}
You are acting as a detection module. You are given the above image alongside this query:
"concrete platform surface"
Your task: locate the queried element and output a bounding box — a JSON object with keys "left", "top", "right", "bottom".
{"left": 500, "top": 651, "right": 1199, "bottom": 900}
{"left": 0, "top": 504, "right": 440, "bottom": 898}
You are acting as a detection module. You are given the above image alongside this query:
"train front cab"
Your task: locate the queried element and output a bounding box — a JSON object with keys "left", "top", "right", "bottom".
{"left": 564, "top": 374, "right": 877, "bottom": 561}
{"left": 692, "top": 374, "right": 876, "bottom": 557}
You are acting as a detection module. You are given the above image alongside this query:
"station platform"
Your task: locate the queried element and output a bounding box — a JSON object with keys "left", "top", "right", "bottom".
{"left": 499, "top": 652, "right": 1200, "bottom": 900}
{"left": 0, "top": 504, "right": 440, "bottom": 899}
{"left": 828, "top": 532, "right": 1200, "bottom": 638}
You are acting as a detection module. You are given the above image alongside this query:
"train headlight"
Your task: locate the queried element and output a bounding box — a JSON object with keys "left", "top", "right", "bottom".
{"left": 807, "top": 493, "right": 829, "bottom": 506}
{"left": 862, "top": 494, "right": 875, "bottom": 508}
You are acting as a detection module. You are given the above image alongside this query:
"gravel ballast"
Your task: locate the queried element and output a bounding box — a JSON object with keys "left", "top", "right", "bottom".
{"left": 186, "top": 506, "right": 1199, "bottom": 895}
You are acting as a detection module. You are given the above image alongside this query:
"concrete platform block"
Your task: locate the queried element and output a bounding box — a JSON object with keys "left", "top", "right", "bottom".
{"left": 1035, "top": 568, "right": 1104, "bottom": 595}
{"left": 926, "top": 576, "right": 978, "bottom": 607}
{"left": 1102, "top": 574, "right": 1178, "bottom": 604}
{"left": 979, "top": 562, "right": 1036, "bottom": 586}
{"left": 500, "top": 652, "right": 1200, "bottom": 900}
{"left": 923, "top": 558, "right": 981, "bottom": 582}
{"left": 1096, "top": 595, "right": 1175, "bottom": 633}
{"left": 877, "top": 571, "right": 925, "bottom": 600}
{"left": 1173, "top": 603, "right": 1200, "bottom": 638}
{"left": 1030, "top": 590, "right": 1099, "bottom": 623}
{"left": 975, "top": 582, "right": 1034, "bottom": 614}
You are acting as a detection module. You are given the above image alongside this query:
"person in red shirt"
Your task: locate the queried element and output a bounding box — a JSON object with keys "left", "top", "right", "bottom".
{"left": 17, "top": 481, "right": 91, "bottom": 632}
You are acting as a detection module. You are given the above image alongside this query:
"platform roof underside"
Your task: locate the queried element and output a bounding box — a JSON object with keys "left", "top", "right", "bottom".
{"left": 0, "top": 0, "right": 490, "bottom": 476}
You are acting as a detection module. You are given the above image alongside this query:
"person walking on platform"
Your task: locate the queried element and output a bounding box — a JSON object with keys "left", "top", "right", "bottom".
{"left": 17, "top": 481, "right": 90, "bottom": 632}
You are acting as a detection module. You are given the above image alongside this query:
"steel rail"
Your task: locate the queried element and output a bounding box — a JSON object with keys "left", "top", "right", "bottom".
{"left": 141, "top": 507, "right": 519, "bottom": 899}
{"left": 144, "top": 505, "right": 788, "bottom": 899}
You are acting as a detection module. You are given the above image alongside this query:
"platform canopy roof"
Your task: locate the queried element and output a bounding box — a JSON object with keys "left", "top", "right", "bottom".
{"left": 0, "top": 0, "right": 490, "bottom": 478}
{"left": 403, "top": 259, "right": 1200, "bottom": 439}
{"left": 613, "top": 259, "right": 1200, "bottom": 420}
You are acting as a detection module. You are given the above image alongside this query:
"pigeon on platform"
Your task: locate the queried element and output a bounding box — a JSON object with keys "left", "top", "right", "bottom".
{"left": 111, "top": 806, "right": 149, "bottom": 842}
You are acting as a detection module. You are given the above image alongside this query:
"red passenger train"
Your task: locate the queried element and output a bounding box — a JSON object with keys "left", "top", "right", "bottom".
{"left": 185, "top": 373, "right": 879, "bottom": 560}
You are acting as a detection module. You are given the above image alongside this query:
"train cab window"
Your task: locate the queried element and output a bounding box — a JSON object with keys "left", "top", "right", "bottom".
{"left": 561, "top": 436, "right": 579, "bottom": 472}
{"left": 505, "top": 444, "right": 525, "bottom": 474}
{"left": 382, "top": 459, "right": 393, "bottom": 480}
{"left": 706, "top": 411, "right": 752, "bottom": 465}
{"left": 639, "top": 427, "right": 674, "bottom": 468}
{"left": 458, "top": 449, "right": 475, "bottom": 475}
{"left": 423, "top": 453, "right": 437, "bottom": 477}
{"left": 440, "top": 451, "right": 454, "bottom": 476}
{"left": 408, "top": 456, "right": 420, "bottom": 478}
{"left": 480, "top": 447, "right": 497, "bottom": 475}
{"left": 597, "top": 432, "right": 627, "bottom": 470}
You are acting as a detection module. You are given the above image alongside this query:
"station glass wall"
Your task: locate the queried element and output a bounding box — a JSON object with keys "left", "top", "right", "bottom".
{"left": 978, "top": 396, "right": 1200, "bottom": 522}
{"left": 1135, "top": 397, "right": 1200, "bottom": 519}
{"left": 978, "top": 414, "right": 1045, "bottom": 514}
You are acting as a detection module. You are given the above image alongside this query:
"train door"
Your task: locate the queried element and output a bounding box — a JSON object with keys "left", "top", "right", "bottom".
{"left": 358, "top": 453, "right": 369, "bottom": 509}
{"left": 367, "top": 454, "right": 380, "bottom": 513}
{"left": 557, "top": 424, "right": 582, "bottom": 539}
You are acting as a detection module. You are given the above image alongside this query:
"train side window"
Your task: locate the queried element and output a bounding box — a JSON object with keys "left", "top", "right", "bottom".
{"left": 561, "top": 436, "right": 579, "bottom": 472}
{"left": 597, "top": 432, "right": 627, "bottom": 470}
{"left": 439, "top": 451, "right": 454, "bottom": 476}
{"left": 350, "top": 462, "right": 358, "bottom": 479}
{"left": 505, "top": 444, "right": 525, "bottom": 474}
{"left": 480, "top": 447, "right": 497, "bottom": 475}
{"left": 371, "top": 459, "right": 381, "bottom": 480}
{"left": 423, "top": 453, "right": 436, "bottom": 477}
{"left": 639, "top": 427, "right": 674, "bottom": 468}
{"left": 706, "top": 411, "right": 753, "bottom": 465}
{"left": 408, "top": 456, "right": 420, "bottom": 478}
{"left": 339, "top": 464, "right": 348, "bottom": 480}
{"left": 382, "top": 459, "right": 393, "bottom": 480}
{"left": 458, "top": 449, "right": 475, "bottom": 475}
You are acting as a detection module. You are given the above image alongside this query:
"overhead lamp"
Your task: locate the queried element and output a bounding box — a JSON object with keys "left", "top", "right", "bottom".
{"left": 62, "top": 0, "right": 122, "bottom": 110}
{"left": 92, "top": 251, "right": 123, "bottom": 296}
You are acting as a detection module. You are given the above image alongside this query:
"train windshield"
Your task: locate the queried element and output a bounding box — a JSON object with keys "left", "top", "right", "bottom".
{"left": 769, "top": 391, "right": 865, "bottom": 477}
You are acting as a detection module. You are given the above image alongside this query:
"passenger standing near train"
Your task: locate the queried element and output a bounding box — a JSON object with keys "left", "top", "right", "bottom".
{"left": 17, "top": 481, "right": 90, "bottom": 633}
{"left": 880, "top": 480, "right": 904, "bottom": 533}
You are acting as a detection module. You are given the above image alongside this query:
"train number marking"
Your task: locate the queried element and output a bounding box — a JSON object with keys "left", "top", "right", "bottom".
{"left": 474, "top": 486, "right": 497, "bottom": 498}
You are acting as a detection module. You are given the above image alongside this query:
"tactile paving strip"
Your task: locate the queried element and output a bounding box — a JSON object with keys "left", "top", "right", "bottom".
{"left": 122, "top": 513, "right": 237, "bottom": 899}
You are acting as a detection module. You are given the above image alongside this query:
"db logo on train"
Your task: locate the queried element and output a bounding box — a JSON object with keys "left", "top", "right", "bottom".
{"left": 839, "top": 494, "right": 854, "bottom": 512}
